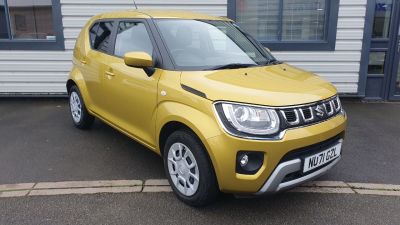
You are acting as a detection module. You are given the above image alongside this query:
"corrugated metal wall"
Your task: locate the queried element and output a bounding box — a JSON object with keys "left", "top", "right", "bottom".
{"left": 273, "top": 0, "right": 366, "bottom": 93}
{"left": 0, "top": 0, "right": 365, "bottom": 94}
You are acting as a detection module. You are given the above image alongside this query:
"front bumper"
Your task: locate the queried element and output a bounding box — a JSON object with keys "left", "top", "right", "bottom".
{"left": 204, "top": 113, "right": 347, "bottom": 194}
{"left": 256, "top": 141, "right": 342, "bottom": 194}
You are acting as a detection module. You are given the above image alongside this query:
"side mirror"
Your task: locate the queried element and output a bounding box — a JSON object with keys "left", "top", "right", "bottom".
{"left": 124, "top": 51, "right": 153, "bottom": 68}
{"left": 264, "top": 47, "right": 271, "bottom": 52}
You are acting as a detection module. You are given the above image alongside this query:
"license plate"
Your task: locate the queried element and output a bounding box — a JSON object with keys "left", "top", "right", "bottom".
{"left": 303, "top": 141, "right": 342, "bottom": 173}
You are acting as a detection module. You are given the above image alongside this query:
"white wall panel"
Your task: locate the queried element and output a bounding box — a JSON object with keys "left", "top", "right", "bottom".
{"left": 273, "top": 0, "right": 367, "bottom": 94}
{"left": 273, "top": 52, "right": 361, "bottom": 62}
{"left": 0, "top": 0, "right": 226, "bottom": 93}
{"left": 335, "top": 40, "right": 363, "bottom": 51}
{"left": 0, "top": 0, "right": 365, "bottom": 94}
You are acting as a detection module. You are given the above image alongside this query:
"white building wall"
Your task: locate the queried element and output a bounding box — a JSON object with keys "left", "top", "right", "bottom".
{"left": 273, "top": 0, "right": 367, "bottom": 93}
{"left": 0, "top": 0, "right": 365, "bottom": 94}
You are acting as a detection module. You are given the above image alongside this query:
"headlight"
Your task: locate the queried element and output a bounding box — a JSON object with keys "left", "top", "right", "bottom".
{"left": 214, "top": 102, "right": 280, "bottom": 137}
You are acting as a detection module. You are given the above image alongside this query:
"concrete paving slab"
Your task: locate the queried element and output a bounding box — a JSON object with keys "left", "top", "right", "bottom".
{"left": 142, "top": 186, "right": 173, "bottom": 192}
{"left": 29, "top": 186, "right": 142, "bottom": 196}
{"left": 291, "top": 187, "right": 355, "bottom": 194}
{"left": 34, "top": 180, "right": 142, "bottom": 189}
{"left": 144, "top": 179, "right": 169, "bottom": 186}
{"left": 354, "top": 189, "right": 400, "bottom": 196}
{"left": 0, "top": 183, "right": 35, "bottom": 191}
{"left": 348, "top": 182, "right": 400, "bottom": 191}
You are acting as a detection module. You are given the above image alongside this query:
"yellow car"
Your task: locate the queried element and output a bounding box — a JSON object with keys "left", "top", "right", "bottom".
{"left": 67, "top": 10, "right": 347, "bottom": 206}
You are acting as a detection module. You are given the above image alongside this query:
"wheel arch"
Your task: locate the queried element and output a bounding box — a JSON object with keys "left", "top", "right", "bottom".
{"left": 66, "top": 79, "right": 76, "bottom": 94}
{"left": 67, "top": 67, "right": 93, "bottom": 108}
{"left": 158, "top": 120, "right": 221, "bottom": 190}
{"left": 156, "top": 101, "right": 222, "bottom": 154}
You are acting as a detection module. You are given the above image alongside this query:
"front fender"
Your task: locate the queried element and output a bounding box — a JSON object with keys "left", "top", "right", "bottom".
{"left": 156, "top": 101, "right": 222, "bottom": 145}
{"left": 156, "top": 101, "right": 223, "bottom": 177}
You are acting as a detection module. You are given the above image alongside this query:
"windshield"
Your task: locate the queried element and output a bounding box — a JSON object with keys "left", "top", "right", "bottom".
{"left": 155, "top": 19, "right": 277, "bottom": 70}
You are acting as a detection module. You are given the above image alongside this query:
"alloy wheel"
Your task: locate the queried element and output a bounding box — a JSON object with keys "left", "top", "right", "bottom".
{"left": 69, "top": 91, "right": 82, "bottom": 123}
{"left": 167, "top": 142, "right": 200, "bottom": 196}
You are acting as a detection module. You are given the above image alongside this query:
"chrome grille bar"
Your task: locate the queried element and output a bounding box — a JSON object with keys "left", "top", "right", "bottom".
{"left": 279, "top": 96, "right": 342, "bottom": 128}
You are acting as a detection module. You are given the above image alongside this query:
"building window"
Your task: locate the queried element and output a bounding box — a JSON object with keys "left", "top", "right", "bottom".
{"left": 368, "top": 51, "right": 386, "bottom": 74}
{"left": 0, "top": 0, "right": 64, "bottom": 50}
{"left": 228, "top": 0, "right": 339, "bottom": 51}
{"left": 372, "top": 0, "right": 392, "bottom": 39}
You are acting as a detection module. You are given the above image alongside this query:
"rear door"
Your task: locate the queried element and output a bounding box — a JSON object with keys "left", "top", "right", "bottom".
{"left": 84, "top": 20, "right": 117, "bottom": 116}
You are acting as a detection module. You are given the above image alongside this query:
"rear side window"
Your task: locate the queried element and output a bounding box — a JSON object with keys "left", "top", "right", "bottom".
{"left": 89, "top": 23, "right": 99, "bottom": 48}
{"left": 114, "top": 21, "right": 153, "bottom": 57}
{"left": 89, "top": 21, "right": 115, "bottom": 53}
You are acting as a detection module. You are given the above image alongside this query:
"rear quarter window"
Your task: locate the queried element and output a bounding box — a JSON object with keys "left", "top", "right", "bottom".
{"left": 89, "top": 21, "right": 115, "bottom": 53}
{"left": 89, "top": 23, "right": 99, "bottom": 48}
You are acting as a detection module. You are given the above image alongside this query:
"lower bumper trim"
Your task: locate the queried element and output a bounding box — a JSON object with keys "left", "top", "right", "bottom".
{"left": 256, "top": 155, "right": 341, "bottom": 195}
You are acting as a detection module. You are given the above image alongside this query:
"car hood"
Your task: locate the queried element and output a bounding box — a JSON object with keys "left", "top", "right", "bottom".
{"left": 180, "top": 63, "right": 337, "bottom": 106}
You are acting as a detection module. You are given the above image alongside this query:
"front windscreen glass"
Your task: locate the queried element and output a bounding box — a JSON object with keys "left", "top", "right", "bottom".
{"left": 155, "top": 19, "right": 276, "bottom": 70}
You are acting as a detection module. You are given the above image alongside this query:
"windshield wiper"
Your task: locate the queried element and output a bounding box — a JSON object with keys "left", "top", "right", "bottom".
{"left": 207, "top": 63, "right": 257, "bottom": 70}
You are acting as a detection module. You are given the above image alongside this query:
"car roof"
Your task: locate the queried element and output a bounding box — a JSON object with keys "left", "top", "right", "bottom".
{"left": 92, "top": 10, "right": 232, "bottom": 22}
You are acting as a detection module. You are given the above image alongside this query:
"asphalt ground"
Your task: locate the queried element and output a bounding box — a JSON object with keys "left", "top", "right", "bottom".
{"left": 1, "top": 99, "right": 400, "bottom": 225}
{"left": 0, "top": 99, "right": 399, "bottom": 185}
{"left": 1, "top": 192, "right": 399, "bottom": 225}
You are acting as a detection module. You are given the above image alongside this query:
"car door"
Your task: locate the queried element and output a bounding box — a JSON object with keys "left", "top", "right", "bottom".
{"left": 102, "top": 19, "right": 162, "bottom": 148}
{"left": 82, "top": 20, "right": 116, "bottom": 115}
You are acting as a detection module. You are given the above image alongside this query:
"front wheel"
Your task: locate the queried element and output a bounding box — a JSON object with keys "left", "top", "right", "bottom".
{"left": 163, "top": 130, "right": 219, "bottom": 206}
{"left": 68, "top": 85, "right": 94, "bottom": 129}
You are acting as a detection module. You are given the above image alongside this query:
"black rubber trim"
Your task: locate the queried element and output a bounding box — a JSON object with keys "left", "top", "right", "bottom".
{"left": 280, "top": 132, "right": 344, "bottom": 163}
{"left": 236, "top": 151, "right": 264, "bottom": 175}
{"left": 181, "top": 84, "right": 207, "bottom": 99}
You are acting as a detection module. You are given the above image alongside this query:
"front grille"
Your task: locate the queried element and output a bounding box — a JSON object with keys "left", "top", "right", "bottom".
{"left": 324, "top": 102, "right": 333, "bottom": 115}
{"left": 284, "top": 110, "right": 296, "bottom": 122}
{"left": 333, "top": 98, "right": 340, "bottom": 111}
{"left": 282, "top": 109, "right": 298, "bottom": 124}
{"left": 279, "top": 96, "right": 342, "bottom": 129}
{"left": 302, "top": 108, "right": 312, "bottom": 119}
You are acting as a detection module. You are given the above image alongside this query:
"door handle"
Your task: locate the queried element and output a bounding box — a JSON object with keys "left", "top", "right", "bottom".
{"left": 105, "top": 71, "right": 115, "bottom": 77}
{"left": 80, "top": 59, "right": 87, "bottom": 65}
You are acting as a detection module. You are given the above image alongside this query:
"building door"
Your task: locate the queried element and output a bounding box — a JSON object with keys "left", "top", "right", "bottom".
{"left": 387, "top": 14, "right": 400, "bottom": 100}
{"left": 363, "top": 0, "right": 400, "bottom": 100}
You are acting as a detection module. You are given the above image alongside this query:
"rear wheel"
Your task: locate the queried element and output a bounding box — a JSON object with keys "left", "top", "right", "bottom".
{"left": 68, "top": 85, "right": 94, "bottom": 129}
{"left": 163, "top": 129, "right": 219, "bottom": 206}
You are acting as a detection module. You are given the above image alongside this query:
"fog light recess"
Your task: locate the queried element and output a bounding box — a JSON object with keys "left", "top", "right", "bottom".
{"left": 236, "top": 151, "right": 264, "bottom": 175}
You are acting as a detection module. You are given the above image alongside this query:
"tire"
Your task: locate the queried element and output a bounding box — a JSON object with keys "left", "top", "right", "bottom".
{"left": 68, "top": 85, "right": 95, "bottom": 129}
{"left": 163, "top": 129, "right": 219, "bottom": 207}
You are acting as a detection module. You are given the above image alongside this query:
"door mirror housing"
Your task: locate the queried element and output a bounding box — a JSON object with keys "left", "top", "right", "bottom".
{"left": 124, "top": 52, "right": 153, "bottom": 68}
